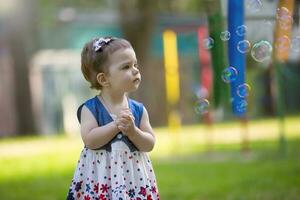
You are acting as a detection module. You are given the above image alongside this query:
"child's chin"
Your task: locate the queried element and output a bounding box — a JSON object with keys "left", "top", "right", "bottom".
{"left": 128, "top": 85, "right": 140, "bottom": 92}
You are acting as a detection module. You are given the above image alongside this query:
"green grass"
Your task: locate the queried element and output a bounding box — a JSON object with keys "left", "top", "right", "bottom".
{"left": 156, "top": 140, "right": 300, "bottom": 200}
{"left": 1, "top": 117, "right": 300, "bottom": 200}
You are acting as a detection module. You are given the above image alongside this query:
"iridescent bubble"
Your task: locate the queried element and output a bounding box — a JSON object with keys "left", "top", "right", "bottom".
{"left": 246, "top": 0, "right": 262, "bottom": 12}
{"left": 236, "top": 25, "right": 248, "bottom": 37}
{"left": 276, "top": 7, "right": 291, "bottom": 20}
{"left": 251, "top": 40, "right": 273, "bottom": 62}
{"left": 279, "top": 15, "right": 293, "bottom": 30}
{"left": 237, "top": 40, "right": 251, "bottom": 53}
{"left": 194, "top": 99, "right": 210, "bottom": 115}
{"left": 291, "top": 36, "right": 300, "bottom": 52}
{"left": 237, "top": 84, "right": 251, "bottom": 98}
{"left": 221, "top": 67, "right": 238, "bottom": 83}
{"left": 203, "top": 37, "right": 214, "bottom": 49}
{"left": 236, "top": 100, "right": 248, "bottom": 113}
{"left": 220, "top": 31, "right": 231, "bottom": 41}
{"left": 275, "top": 36, "right": 290, "bottom": 52}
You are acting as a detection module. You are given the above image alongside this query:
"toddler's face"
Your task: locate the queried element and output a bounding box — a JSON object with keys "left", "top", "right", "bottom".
{"left": 106, "top": 48, "right": 141, "bottom": 93}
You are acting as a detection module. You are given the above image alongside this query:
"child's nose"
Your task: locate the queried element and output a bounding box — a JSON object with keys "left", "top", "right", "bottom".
{"left": 133, "top": 67, "right": 139, "bottom": 75}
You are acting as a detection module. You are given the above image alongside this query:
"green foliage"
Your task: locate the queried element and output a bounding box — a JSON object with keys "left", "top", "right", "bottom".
{"left": 157, "top": 0, "right": 206, "bottom": 14}
{"left": 39, "top": 0, "right": 108, "bottom": 9}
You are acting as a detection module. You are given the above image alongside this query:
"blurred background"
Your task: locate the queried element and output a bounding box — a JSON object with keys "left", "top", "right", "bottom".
{"left": 0, "top": 0, "right": 300, "bottom": 199}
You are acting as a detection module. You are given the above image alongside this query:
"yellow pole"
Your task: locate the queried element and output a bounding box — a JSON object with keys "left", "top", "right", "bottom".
{"left": 272, "top": 0, "right": 294, "bottom": 156}
{"left": 162, "top": 30, "right": 181, "bottom": 131}
{"left": 163, "top": 29, "right": 182, "bottom": 153}
{"left": 273, "top": 0, "right": 294, "bottom": 61}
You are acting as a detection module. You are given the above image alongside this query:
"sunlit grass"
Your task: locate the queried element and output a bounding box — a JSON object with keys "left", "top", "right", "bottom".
{"left": 152, "top": 115, "right": 300, "bottom": 157}
{"left": 0, "top": 116, "right": 300, "bottom": 199}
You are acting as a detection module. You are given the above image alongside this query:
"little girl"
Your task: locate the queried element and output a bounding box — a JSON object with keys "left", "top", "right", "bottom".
{"left": 66, "top": 37, "right": 160, "bottom": 200}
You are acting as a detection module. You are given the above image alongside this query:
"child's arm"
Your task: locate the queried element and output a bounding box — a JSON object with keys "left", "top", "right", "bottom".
{"left": 117, "top": 107, "right": 156, "bottom": 152}
{"left": 80, "top": 105, "right": 119, "bottom": 149}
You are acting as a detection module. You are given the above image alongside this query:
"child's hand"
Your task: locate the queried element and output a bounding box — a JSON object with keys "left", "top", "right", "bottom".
{"left": 115, "top": 108, "right": 136, "bottom": 137}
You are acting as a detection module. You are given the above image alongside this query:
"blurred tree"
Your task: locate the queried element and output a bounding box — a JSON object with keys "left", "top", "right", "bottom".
{"left": 118, "top": 0, "right": 160, "bottom": 122}
{"left": 119, "top": 0, "right": 158, "bottom": 66}
{"left": 4, "top": 0, "right": 38, "bottom": 135}
{"left": 37, "top": 0, "right": 114, "bottom": 30}
{"left": 157, "top": 0, "right": 205, "bottom": 14}
{"left": 3, "top": 0, "right": 108, "bottom": 135}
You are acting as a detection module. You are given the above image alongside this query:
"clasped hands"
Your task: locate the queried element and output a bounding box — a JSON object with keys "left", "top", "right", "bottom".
{"left": 115, "top": 108, "right": 137, "bottom": 137}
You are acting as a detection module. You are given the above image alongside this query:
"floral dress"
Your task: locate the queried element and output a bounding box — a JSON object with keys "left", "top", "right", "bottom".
{"left": 67, "top": 96, "right": 160, "bottom": 200}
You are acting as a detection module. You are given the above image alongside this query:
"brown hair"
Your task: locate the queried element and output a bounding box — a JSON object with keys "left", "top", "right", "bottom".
{"left": 81, "top": 37, "right": 132, "bottom": 90}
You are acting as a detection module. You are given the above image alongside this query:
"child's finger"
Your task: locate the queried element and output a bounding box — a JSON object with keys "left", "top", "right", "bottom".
{"left": 123, "top": 110, "right": 134, "bottom": 118}
{"left": 118, "top": 118, "right": 128, "bottom": 125}
{"left": 117, "top": 125, "right": 125, "bottom": 131}
{"left": 129, "top": 113, "right": 135, "bottom": 120}
{"left": 118, "top": 110, "right": 131, "bottom": 119}
{"left": 119, "top": 112, "right": 133, "bottom": 120}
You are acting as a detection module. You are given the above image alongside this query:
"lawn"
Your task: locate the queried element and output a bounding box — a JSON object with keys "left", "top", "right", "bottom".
{"left": 0, "top": 116, "right": 300, "bottom": 200}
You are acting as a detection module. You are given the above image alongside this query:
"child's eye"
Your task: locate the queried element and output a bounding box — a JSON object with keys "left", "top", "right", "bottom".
{"left": 123, "top": 65, "right": 130, "bottom": 70}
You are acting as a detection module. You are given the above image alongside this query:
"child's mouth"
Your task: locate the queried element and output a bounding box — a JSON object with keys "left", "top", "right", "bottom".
{"left": 133, "top": 78, "right": 141, "bottom": 83}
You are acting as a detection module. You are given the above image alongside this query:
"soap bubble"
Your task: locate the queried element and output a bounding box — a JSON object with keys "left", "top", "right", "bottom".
{"left": 220, "top": 31, "right": 231, "bottom": 41}
{"left": 237, "top": 84, "right": 251, "bottom": 98}
{"left": 291, "top": 36, "right": 300, "bottom": 52}
{"left": 221, "top": 67, "right": 238, "bottom": 83}
{"left": 251, "top": 40, "right": 273, "bottom": 62}
{"left": 276, "top": 7, "right": 291, "bottom": 20}
{"left": 276, "top": 7, "right": 293, "bottom": 30}
{"left": 236, "top": 25, "right": 248, "bottom": 37}
{"left": 246, "top": 0, "right": 262, "bottom": 12}
{"left": 237, "top": 40, "right": 251, "bottom": 53}
{"left": 203, "top": 37, "right": 214, "bottom": 49}
{"left": 194, "top": 99, "right": 210, "bottom": 115}
{"left": 279, "top": 15, "right": 293, "bottom": 30}
{"left": 236, "top": 100, "right": 248, "bottom": 113}
{"left": 275, "top": 36, "right": 290, "bottom": 52}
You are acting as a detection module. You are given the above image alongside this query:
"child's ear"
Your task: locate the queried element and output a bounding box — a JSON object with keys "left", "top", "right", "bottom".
{"left": 96, "top": 73, "right": 110, "bottom": 87}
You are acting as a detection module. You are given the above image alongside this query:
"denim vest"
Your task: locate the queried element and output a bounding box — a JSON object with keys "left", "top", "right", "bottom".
{"left": 77, "top": 96, "right": 144, "bottom": 152}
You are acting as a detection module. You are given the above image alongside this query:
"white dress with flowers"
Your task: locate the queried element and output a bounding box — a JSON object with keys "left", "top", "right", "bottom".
{"left": 67, "top": 96, "right": 160, "bottom": 200}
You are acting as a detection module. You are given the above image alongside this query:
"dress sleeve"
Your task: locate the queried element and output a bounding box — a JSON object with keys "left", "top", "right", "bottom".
{"left": 76, "top": 103, "right": 85, "bottom": 123}
{"left": 137, "top": 102, "right": 144, "bottom": 128}
{"left": 76, "top": 98, "right": 100, "bottom": 125}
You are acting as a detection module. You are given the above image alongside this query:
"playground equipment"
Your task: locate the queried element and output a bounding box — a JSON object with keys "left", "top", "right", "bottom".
{"left": 272, "top": 0, "right": 295, "bottom": 156}
{"left": 162, "top": 30, "right": 182, "bottom": 131}
{"left": 162, "top": 0, "right": 299, "bottom": 153}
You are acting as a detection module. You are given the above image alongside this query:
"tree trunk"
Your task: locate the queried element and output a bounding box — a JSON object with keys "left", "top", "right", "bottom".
{"left": 5, "top": 0, "right": 38, "bottom": 135}
{"left": 118, "top": 0, "right": 162, "bottom": 125}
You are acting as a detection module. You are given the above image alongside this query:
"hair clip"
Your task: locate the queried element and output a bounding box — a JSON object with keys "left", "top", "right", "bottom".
{"left": 93, "top": 37, "right": 113, "bottom": 52}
